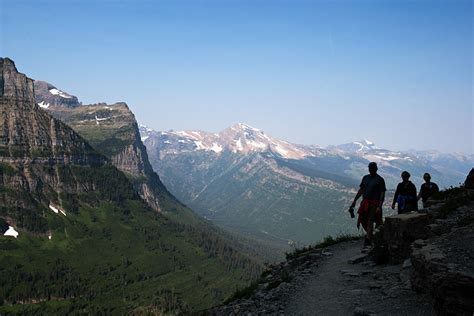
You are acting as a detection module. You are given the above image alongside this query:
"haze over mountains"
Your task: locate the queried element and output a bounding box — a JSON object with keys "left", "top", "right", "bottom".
{"left": 138, "top": 123, "right": 473, "bottom": 249}
{"left": 31, "top": 76, "right": 472, "bottom": 253}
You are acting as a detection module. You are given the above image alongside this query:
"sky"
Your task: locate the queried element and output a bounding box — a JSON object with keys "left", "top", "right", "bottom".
{"left": 1, "top": 0, "right": 472, "bottom": 153}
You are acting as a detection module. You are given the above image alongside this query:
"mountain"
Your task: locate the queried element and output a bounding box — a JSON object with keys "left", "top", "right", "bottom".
{"left": 34, "top": 80, "right": 81, "bottom": 108}
{"left": 326, "top": 141, "right": 473, "bottom": 187}
{"left": 34, "top": 80, "right": 277, "bottom": 259}
{"left": 140, "top": 124, "right": 473, "bottom": 251}
{"left": 140, "top": 124, "right": 359, "bottom": 250}
{"left": 333, "top": 139, "right": 378, "bottom": 153}
{"left": 35, "top": 95, "right": 167, "bottom": 213}
{"left": 0, "top": 58, "right": 263, "bottom": 314}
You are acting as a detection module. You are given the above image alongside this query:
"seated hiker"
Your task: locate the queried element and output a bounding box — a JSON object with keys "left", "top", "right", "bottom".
{"left": 392, "top": 171, "right": 418, "bottom": 214}
{"left": 418, "top": 173, "right": 439, "bottom": 208}
{"left": 350, "top": 162, "right": 386, "bottom": 247}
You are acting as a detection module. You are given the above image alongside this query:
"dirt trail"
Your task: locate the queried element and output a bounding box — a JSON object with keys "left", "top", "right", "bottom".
{"left": 284, "top": 240, "right": 432, "bottom": 315}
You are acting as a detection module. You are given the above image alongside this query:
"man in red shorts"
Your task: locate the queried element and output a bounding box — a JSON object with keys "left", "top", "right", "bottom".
{"left": 350, "top": 162, "right": 386, "bottom": 247}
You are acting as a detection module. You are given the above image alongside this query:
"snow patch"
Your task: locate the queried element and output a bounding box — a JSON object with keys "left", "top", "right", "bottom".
{"left": 274, "top": 145, "right": 289, "bottom": 157}
{"left": 49, "top": 204, "right": 66, "bottom": 216}
{"left": 238, "top": 123, "right": 261, "bottom": 132}
{"left": 247, "top": 140, "right": 267, "bottom": 149}
{"left": 164, "top": 140, "right": 171, "bottom": 144}
{"left": 194, "top": 141, "right": 206, "bottom": 150}
{"left": 49, "top": 205, "right": 59, "bottom": 214}
{"left": 4, "top": 226, "right": 18, "bottom": 238}
{"left": 141, "top": 136, "right": 149, "bottom": 142}
{"left": 235, "top": 138, "right": 243, "bottom": 151}
{"left": 95, "top": 115, "right": 110, "bottom": 125}
{"left": 211, "top": 143, "right": 223, "bottom": 153}
{"left": 49, "top": 88, "right": 72, "bottom": 99}
{"left": 38, "top": 101, "right": 50, "bottom": 109}
{"left": 363, "top": 139, "right": 374, "bottom": 145}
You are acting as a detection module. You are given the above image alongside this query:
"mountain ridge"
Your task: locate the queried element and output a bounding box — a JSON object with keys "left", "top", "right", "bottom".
{"left": 0, "top": 58, "right": 263, "bottom": 313}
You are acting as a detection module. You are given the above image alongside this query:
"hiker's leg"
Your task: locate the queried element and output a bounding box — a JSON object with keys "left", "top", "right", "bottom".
{"left": 367, "top": 219, "right": 374, "bottom": 241}
{"left": 366, "top": 204, "right": 377, "bottom": 243}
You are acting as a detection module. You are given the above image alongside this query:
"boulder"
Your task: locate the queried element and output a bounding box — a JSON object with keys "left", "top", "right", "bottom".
{"left": 464, "top": 168, "right": 474, "bottom": 189}
{"left": 411, "top": 225, "right": 474, "bottom": 315}
{"left": 382, "top": 213, "right": 431, "bottom": 263}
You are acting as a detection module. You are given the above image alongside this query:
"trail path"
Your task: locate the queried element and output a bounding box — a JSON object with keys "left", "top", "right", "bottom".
{"left": 284, "top": 240, "right": 432, "bottom": 315}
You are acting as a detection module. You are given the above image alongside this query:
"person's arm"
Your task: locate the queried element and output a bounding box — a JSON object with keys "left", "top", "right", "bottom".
{"left": 392, "top": 185, "right": 399, "bottom": 209}
{"left": 411, "top": 183, "right": 418, "bottom": 210}
{"left": 417, "top": 184, "right": 423, "bottom": 200}
{"left": 378, "top": 191, "right": 385, "bottom": 213}
{"left": 351, "top": 188, "right": 363, "bottom": 208}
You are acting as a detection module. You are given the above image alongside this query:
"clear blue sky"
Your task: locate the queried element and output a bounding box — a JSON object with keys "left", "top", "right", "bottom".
{"left": 1, "top": 0, "right": 472, "bottom": 153}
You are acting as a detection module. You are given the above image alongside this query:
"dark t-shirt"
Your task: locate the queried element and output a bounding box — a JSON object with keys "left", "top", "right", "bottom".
{"left": 419, "top": 182, "right": 439, "bottom": 202}
{"left": 394, "top": 181, "right": 417, "bottom": 201}
{"left": 360, "top": 174, "right": 387, "bottom": 200}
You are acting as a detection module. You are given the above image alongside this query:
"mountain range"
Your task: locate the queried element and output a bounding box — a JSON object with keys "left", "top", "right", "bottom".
{"left": 138, "top": 123, "right": 473, "bottom": 250}
{"left": 0, "top": 58, "right": 264, "bottom": 314}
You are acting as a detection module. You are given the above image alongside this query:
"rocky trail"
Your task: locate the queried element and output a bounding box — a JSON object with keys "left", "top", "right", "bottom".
{"left": 210, "top": 170, "right": 474, "bottom": 315}
{"left": 284, "top": 240, "right": 432, "bottom": 315}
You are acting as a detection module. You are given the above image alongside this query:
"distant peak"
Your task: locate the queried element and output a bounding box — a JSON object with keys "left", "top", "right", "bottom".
{"left": 33, "top": 80, "right": 81, "bottom": 108}
{"left": 231, "top": 123, "right": 263, "bottom": 133}
{"left": 352, "top": 139, "right": 375, "bottom": 146}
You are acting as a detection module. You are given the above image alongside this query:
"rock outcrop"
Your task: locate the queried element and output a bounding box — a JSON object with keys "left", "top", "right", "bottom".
{"left": 35, "top": 86, "right": 170, "bottom": 212}
{"left": 378, "top": 213, "right": 431, "bottom": 263}
{"left": 34, "top": 80, "right": 81, "bottom": 108}
{"left": 0, "top": 57, "right": 134, "bottom": 232}
{"left": 464, "top": 168, "right": 474, "bottom": 189}
{"left": 410, "top": 195, "right": 474, "bottom": 315}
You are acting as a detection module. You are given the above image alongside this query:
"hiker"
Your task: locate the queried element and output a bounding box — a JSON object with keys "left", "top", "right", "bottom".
{"left": 350, "top": 162, "right": 386, "bottom": 247}
{"left": 392, "top": 171, "right": 418, "bottom": 214}
{"left": 418, "top": 173, "right": 439, "bottom": 208}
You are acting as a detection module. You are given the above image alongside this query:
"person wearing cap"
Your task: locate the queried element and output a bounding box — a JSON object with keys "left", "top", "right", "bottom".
{"left": 418, "top": 173, "right": 439, "bottom": 208}
{"left": 392, "top": 171, "right": 418, "bottom": 214}
{"left": 350, "top": 162, "right": 386, "bottom": 247}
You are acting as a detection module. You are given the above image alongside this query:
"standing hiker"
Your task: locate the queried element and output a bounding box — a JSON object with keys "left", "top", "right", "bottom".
{"left": 392, "top": 171, "right": 418, "bottom": 214}
{"left": 418, "top": 173, "right": 439, "bottom": 208}
{"left": 350, "top": 162, "right": 386, "bottom": 247}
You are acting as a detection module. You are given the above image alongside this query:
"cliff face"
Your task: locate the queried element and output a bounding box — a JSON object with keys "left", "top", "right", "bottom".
{"left": 39, "top": 100, "right": 167, "bottom": 212}
{"left": 34, "top": 80, "right": 81, "bottom": 108}
{"left": 0, "top": 57, "right": 132, "bottom": 231}
{"left": 0, "top": 59, "right": 263, "bottom": 313}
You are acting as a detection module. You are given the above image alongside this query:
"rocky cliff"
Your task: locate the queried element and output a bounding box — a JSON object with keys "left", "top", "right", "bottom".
{"left": 0, "top": 58, "right": 119, "bottom": 229}
{"left": 0, "top": 58, "right": 263, "bottom": 314}
{"left": 34, "top": 80, "right": 81, "bottom": 108}
{"left": 35, "top": 90, "right": 168, "bottom": 212}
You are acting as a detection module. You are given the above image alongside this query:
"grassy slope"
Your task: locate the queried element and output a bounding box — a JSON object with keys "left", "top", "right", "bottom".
{"left": 0, "top": 197, "right": 253, "bottom": 314}
{"left": 0, "top": 104, "right": 264, "bottom": 313}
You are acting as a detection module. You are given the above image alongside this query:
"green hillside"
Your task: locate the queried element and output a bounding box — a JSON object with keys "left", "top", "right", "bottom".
{"left": 0, "top": 57, "right": 262, "bottom": 314}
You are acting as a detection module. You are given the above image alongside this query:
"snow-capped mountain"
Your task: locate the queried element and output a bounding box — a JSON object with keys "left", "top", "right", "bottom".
{"left": 140, "top": 123, "right": 472, "bottom": 188}
{"left": 140, "top": 123, "right": 312, "bottom": 159}
{"left": 333, "top": 139, "right": 378, "bottom": 153}
{"left": 139, "top": 122, "right": 472, "bottom": 249}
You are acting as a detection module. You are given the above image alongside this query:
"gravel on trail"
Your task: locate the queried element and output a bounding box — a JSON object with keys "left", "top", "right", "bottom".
{"left": 284, "top": 240, "right": 432, "bottom": 316}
